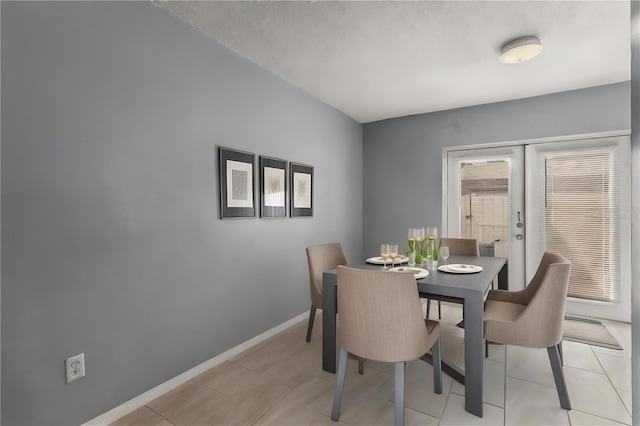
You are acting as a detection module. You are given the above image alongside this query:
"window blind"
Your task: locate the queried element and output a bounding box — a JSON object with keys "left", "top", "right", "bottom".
{"left": 539, "top": 148, "right": 621, "bottom": 303}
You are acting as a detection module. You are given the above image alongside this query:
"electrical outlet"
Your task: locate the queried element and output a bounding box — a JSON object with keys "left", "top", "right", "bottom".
{"left": 65, "top": 353, "right": 85, "bottom": 384}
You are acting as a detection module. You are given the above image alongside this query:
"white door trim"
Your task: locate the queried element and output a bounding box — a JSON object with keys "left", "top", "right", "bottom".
{"left": 442, "top": 130, "right": 631, "bottom": 322}
{"left": 444, "top": 146, "right": 525, "bottom": 290}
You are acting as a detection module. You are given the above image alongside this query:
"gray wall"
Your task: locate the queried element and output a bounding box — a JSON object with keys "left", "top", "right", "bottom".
{"left": 1, "top": 2, "right": 362, "bottom": 425}
{"left": 630, "top": 0, "right": 639, "bottom": 421}
{"left": 362, "top": 82, "right": 631, "bottom": 258}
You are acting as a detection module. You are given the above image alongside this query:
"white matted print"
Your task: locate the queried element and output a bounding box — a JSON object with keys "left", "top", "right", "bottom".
{"left": 219, "top": 147, "right": 255, "bottom": 219}
{"left": 264, "top": 166, "right": 285, "bottom": 207}
{"left": 293, "top": 172, "right": 312, "bottom": 208}
{"left": 226, "top": 160, "right": 253, "bottom": 208}
{"left": 290, "top": 162, "right": 313, "bottom": 217}
{"left": 260, "top": 156, "right": 287, "bottom": 218}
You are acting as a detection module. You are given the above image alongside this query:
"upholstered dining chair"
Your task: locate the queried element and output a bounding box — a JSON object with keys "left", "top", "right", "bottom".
{"left": 484, "top": 251, "right": 572, "bottom": 410}
{"left": 305, "top": 242, "right": 348, "bottom": 342}
{"left": 331, "top": 266, "right": 442, "bottom": 426}
{"left": 424, "top": 237, "right": 480, "bottom": 319}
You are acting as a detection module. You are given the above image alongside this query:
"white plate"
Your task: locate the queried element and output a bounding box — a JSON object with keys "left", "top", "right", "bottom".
{"left": 366, "top": 256, "right": 409, "bottom": 265}
{"left": 388, "top": 267, "right": 429, "bottom": 279}
{"left": 438, "top": 264, "right": 483, "bottom": 274}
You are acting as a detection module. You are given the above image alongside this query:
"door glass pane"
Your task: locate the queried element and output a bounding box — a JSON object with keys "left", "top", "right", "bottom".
{"left": 458, "top": 160, "right": 510, "bottom": 258}
{"left": 539, "top": 148, "right": 621, "bottom": 302}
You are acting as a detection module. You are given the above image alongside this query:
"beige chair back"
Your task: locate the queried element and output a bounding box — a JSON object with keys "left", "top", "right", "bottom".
{"left": 439, "top": 237, "right": 479, "bottom": 256}
{"left": 336, "top": 266, "right": 438, "bottom": 363}
{"left": 306, "top": 243, "right": 348, "bottom": 309}
{"left": 485, "top": 252, "right": 571, "bottom": 348}
{"left": 484, "top": 252, "right": 572, "bottom": 410}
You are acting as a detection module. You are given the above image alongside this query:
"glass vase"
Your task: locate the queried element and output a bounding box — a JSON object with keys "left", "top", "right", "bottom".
{"left": 415, "top": 227, "right": 425, "bottom": 266}
{"left": 425, "top": 226, "right": 438, "bottom": 270}
{"left": 407, "top": 228, "right": 416, "bottom": 266}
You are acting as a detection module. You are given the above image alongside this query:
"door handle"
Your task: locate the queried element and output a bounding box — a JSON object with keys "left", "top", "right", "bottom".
{"left": 516, "top": 211, "right": 524, "bottom": 240}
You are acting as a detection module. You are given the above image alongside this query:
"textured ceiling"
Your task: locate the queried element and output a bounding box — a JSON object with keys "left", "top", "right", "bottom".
{"left": 154, "top": 1, "right": 631, "bottom": 123}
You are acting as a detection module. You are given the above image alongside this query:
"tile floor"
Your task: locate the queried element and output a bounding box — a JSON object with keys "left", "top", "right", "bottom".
{"left": 112, "top": 303, "right": 633, "bottom": 425}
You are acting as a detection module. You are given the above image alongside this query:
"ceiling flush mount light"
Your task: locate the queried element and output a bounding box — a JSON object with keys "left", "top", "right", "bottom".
{"left": 498, "top": 35, "right": 543, "bottom": 64}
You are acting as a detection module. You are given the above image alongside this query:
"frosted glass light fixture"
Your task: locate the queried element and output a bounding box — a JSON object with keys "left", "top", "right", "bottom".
{"left": 498, "top": 36, "right": 543, "bottom": 64}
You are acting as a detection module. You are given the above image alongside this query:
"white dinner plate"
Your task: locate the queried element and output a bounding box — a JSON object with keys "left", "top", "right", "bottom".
{"left": 438, "top": 264, "right": 483, "bottom": 274}
{"left": 388, "top": 267, "right": 429, "bottom": 279}
{"left": 366, "top": 256, "right": 409, "bottom": 265}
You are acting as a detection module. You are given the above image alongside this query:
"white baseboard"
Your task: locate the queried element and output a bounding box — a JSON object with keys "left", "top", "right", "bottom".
{"left": 83, "top": 311, "right": 310, "bottom": 425}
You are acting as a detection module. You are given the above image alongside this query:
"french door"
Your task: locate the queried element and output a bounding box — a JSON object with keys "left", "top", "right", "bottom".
{"left": 445, "top": 146, "right": 526, "bottom": 290}
{"left": 445, "top": 135, "right": 631, "bottom": 321}
{"left": 526, "top": 137, "right": 631, "bottom": 322}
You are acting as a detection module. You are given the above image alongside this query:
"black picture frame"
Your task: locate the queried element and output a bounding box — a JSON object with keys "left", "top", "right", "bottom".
{"left": 219, "top": 147, "right": 256, "bottom": 219}
{"left": 259, "top": 156, "right": 287, "bottom": 218}
{"left": 290, "top": 162, "right": 313, "bottom": 217}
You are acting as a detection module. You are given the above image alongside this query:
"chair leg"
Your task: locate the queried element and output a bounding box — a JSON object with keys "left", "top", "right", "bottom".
{"left": 426, "top": 299, "right": 431, "bottom": 319}
{"left": 558, "top": 341, "right": 564, "bottom": 365}
{"left": 437, "top": 300, "right": 442, "bottom": 319}
{"left": 547, "top": 346, "right": 571, "bottom": 410}
{"left": 358, "top": 357, "right": 364, "bottom": 374}
{"left": 305, "top": 305, "right": 316, "bottom": 342}
{"left": 331, "top": 347, "right": 349, "bottom": 421}
{"left": 394, "top": 362, "right": 405, "bottom": 426}
{"left": 485, "top": 340, "right": 489, "bottom": 358}
{"left": 431, "top": 338, "right": 442, "bottom": 394}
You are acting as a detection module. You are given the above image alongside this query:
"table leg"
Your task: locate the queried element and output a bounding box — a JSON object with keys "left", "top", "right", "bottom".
{"left": 322, "top": 272, "right": 337, "bottom": 373}
{"left": 420, "top": 353, "right": 465, "bottom": 384}
{"left": 498, "top": 261, "right": 508, "bottom": 290}
{"left": 464, "top": 292, "right": 485, "bottom": 417}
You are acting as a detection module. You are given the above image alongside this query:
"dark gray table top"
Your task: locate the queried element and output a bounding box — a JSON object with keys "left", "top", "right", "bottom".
{"left": 324, "top": 255, "right": 507, "bottom": 299}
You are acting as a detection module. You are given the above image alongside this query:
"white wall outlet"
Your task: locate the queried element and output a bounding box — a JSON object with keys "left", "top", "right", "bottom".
{"left": 65, "top": 353, "right": 85, "bottom": 384}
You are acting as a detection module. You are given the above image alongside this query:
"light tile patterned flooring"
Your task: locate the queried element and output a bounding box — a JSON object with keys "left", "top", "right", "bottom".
{"left": 112, "top": 303, "right": 632, "bottom": 425}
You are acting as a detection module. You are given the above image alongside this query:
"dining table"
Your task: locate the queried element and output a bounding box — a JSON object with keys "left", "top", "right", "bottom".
{"left": 321, "top": 255, "right": 508, "bottom": 418}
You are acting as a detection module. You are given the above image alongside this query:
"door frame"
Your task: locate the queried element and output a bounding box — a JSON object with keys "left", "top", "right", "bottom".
{"left": 444, "top": 145, "right": 525, "bottom": 290}
{"left": 442, "top": 130, "right": 631, "bottom": 321}
{"left": 525, "top": 135, "right": 632, "bottom": 322}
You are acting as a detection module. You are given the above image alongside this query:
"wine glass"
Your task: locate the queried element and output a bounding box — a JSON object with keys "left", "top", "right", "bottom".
{"left": 439, "top": 246, "right": 450, "bottom": 268}
{"left": 380, "top": 244, "right": 390, "bottom": 270}
{"left": 389, "top": 244, "right": 398, "bottom": 269}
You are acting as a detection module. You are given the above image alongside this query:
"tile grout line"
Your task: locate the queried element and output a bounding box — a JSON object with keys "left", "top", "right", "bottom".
{"left": 589, "top": 344, "right": 634, "bottom": 421}
{"left": 145, "top": 404, "right": 176, "bottom": 426}
{"left": 247, "top": 374, "right": 310, "bottom": 426}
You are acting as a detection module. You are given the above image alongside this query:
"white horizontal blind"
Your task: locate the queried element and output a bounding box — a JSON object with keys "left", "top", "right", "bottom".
{"left": 539, "top": 147, "right": 621, "bottom": 302}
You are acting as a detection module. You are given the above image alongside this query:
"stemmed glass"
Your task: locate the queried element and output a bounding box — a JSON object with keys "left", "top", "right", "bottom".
{"left": 380, "top": 244, "right": 390, "bottom": 270}
{"left": 389, "top": 244, "right": 398, "bottom": 269}
{"left": 439, "top": 246, "right": 450, "bottom": 268}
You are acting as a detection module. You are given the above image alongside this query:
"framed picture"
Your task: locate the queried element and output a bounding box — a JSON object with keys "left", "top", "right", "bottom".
{"left": 260, "top": 156, "right": 287, "bottom": 218}
{"left": 219, "top": 147, "right": 256, "bottom": 219}
{"left": 290, "top": 162, "right": 313, "bottom": 217}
